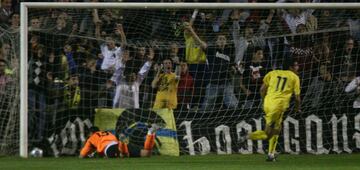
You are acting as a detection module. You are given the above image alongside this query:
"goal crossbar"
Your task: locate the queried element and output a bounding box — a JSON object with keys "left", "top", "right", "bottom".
{"left": 20, "top": 2, "right": 360, "bottom": 9}
{"left": 19, "top": 2, "right": 360, "bottom": 158}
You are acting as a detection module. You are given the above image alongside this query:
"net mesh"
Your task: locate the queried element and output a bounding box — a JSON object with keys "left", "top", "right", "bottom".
{"left": 0, "top": 27, "right": 20, "bottom": 155}
{"left": 2, "top": 2, "right": 360, "bottom": 156}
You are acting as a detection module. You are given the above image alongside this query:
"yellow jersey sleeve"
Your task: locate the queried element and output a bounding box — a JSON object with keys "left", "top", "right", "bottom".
{"left": 263, "top": 71, "right": 272, "bottom": 87}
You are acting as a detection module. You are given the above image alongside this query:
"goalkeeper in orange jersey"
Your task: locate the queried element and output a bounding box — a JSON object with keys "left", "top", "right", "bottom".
{"left": 79, "top": 125, "right": 158, "bottom": 158}
{"left": 239, "top": 58, "right": 301, "bottom": 162}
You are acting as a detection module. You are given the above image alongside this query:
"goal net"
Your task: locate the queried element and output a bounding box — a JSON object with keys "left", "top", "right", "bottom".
{"left": 9, "top": 2, "right": 360, "bottom": 157}
{"left": 0, "top": 27, "right": 20, "bottom": 155}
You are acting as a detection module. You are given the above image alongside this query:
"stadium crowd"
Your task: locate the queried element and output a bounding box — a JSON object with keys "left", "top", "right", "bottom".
{"left": 0, "top": 0, "right": 359, "bottom": 143}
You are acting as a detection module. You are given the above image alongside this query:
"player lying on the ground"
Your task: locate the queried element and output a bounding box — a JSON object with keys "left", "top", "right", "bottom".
{"left": 79, "top": 125, "right": 159, "bottom": 158}
{"left": 239, "top": 58, "right": 301, "bottom": 162}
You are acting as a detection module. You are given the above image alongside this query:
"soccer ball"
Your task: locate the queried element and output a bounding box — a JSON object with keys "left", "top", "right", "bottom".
{"left": 30, "top": 147, "right": 43, "bottom": 157}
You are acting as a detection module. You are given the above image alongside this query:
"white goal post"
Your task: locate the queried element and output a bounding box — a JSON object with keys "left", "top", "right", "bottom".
{"left": 19, "top": 2, "right": 360, "bottom": 158}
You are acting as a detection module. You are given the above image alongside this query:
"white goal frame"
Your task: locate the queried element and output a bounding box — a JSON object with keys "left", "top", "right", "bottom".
{"left": 20, "top": 2, "right": 360, "bottom": 158}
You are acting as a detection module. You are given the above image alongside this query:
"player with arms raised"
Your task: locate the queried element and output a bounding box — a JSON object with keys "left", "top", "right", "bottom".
{"left": 240, "top": 58, "right": 301, "bottom": 162}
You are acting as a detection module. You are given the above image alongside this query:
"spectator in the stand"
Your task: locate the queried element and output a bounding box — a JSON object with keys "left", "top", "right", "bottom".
{"left": 313, "top": 33, "right": 331, "bottom": 66}
{"left": 0, "top": 42, "right": 17, "bottom": 75}
{"left": 132, "top": 45, "right": 156, "bottom": 108}
{"left": 0, "top": 0, "right": 13, "bottom": 26}
{"left": 177, "top": 61, "right": 194, "bottom": 110}
{"left": 231, "top": 9, "right": 274, "bottom": 102}
{"left": 54, "top": 73, "right": 82, "bottom": 131}
{"left": 201, "top": 32, "right": 239, "bottom": 110}
{"left": 277, "top": 1, "right": 319, "bottom": 64}
{"left": 7, "top": 12, "right": 19, "bottom": 32}
{"left": 183, "top": 21, "right": 207, "bottom": 108}
{"left": 136, "top": 46, "right": 147, "bottom": 62}
{"left": 64, "top": 74, "right": 81, "bottom": 109}
{"left": 305, "top": 10, "right": 317, "bottom": 32}
{"left": 60, "top": 44, "right": 77, "bottom": 80}
{"left": 30, "top": 34, "right": 40, "bottom": 56}
{"left": 347, "top": 10, "right": 360, "bottom": 44}
{"left": 95, "top": 22, "right": 127, "bottom": 71}
{"left": 29, "top": 17, "right": 42, "bottom": 31}
{"left": 137, "top": 47, "right": 159, "bottom": 109}
{"left": 0, "top": 58, "right": 13, "bottom": 143}
{"left": 152, "top": 58, "right": 180, "bottom": 109}
{"left": 290, "top": 23, "right": 314, "bottom": 73}
{"left": 45, "top": 51, "right": 62, "bottom": 109}
{"left": 333, "top": 53, "right": 357, "bottom": 114}
{"left": 277, "top": 0, "right": 320, "bottom": 34}
{"left": 53, "top": 12, "right": 72, "bottom": 34}
{"left": 0, "top": 42, "right": 11, "bottom": 61}
{"left": 334, "top": 37, "right": 359, "bottom": 79}
{"left": 95, "top": 51, "right": 104, "bottom": 70}
{"left": 79, "top": 57, "right": 109, "bottom": 109}
{"left": 303, "top": 63, "right": 332, "bottom": 109}
{"left": 112, "top": 48, "right": 154, "bottom": 109}
{"left": 127, "top": 45, "right": 147, "bottom": 72}
{"left": 99, "top": 79, "right": 115, "bottom": 108}
{"left": 169, "top": 42, "right": 181, "bottom": 65}
{"left": 345, "top": 75, "right": 360, "bottom": 109}
{"left": 318, "top": 9, "right": 335, "bottom": 30}
{"left": 231, "top": 9, "right": 274, "bottom": 64}
{"left": 0, "top": 57, "right": 11, "bottom": 89}
{"left": 0, "top": 59, "right": 12, "bottom": 94}
{"left": 28, "top": 44, "right": 49, "bottom": 141}
{"left": 241, "top": 47, "right": 270, "bottom": 109}
{"left": 99, "top": 9, "right": 118, "bottom": 36}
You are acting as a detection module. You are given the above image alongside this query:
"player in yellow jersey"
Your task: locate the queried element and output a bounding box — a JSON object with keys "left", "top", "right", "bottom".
{"left": 239, "top": 58, "right": 301, "bottom": 162}
{"left": 152, "top": 58, "right": 180, "bottom": 109}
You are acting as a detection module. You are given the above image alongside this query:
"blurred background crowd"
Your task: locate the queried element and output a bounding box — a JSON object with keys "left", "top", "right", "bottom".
{"left": 0, "top": 0, "right": 359, "bottom": 143}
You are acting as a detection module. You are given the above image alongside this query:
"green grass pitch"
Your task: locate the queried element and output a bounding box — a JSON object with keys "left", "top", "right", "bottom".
{"left": 1, "top": 154, "right": 359, "bottom": 170}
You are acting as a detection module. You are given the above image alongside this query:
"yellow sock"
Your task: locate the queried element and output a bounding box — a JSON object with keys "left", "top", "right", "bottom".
{"left": 249, "top": 130, "right": 268, "bottom": 140}
{"left": 268, "top": 135, "right": 279, "bottom": 154}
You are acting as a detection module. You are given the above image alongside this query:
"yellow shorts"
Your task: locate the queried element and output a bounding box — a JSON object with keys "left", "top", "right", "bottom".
{"left": 263, "top": 100, "right": 288, "bottom": 130}
{"left": 153, "top": 99, "right": 177, "bottom": 109}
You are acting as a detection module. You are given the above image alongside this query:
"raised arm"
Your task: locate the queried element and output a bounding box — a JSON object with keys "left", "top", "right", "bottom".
{"left": 93, "top": 9, "right": 102, "bottom": 40}
{"left": 137, "top": 48, "right": 154, "bottom": 84}
{"left": 174, "top": 64, "right": 181, "bottom": 82}
{"left": 232, "top": 20, "right": 242, "bottom": 64}
{"left": 189, "top": 9, "right": 198, "bottom": 26}
{"left": 345, "top": 77, "right": 360, "bottom": 93}
{"left": 257, "top": 9, "right": 275, "bottom": 36}
{"left": 115, "top": 24, "right": 127, "bottom": 49}
{"left": 151, "top": 66, "right": 162, "bottom": 89}
{"left": 306, "top": 0, "right": 321, "bottom": 15}
{"left": 184, "top": 22, "right": 207, "bottom": 50}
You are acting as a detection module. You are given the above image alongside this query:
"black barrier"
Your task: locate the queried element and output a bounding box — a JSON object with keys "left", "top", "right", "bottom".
{"left": 43, "top": 107, "right": 360, "bottom": 157}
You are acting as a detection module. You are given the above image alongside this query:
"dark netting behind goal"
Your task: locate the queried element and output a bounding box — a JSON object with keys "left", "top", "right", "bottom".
{"left": 3, "top": 2, "right": 360, "bottom": 156}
